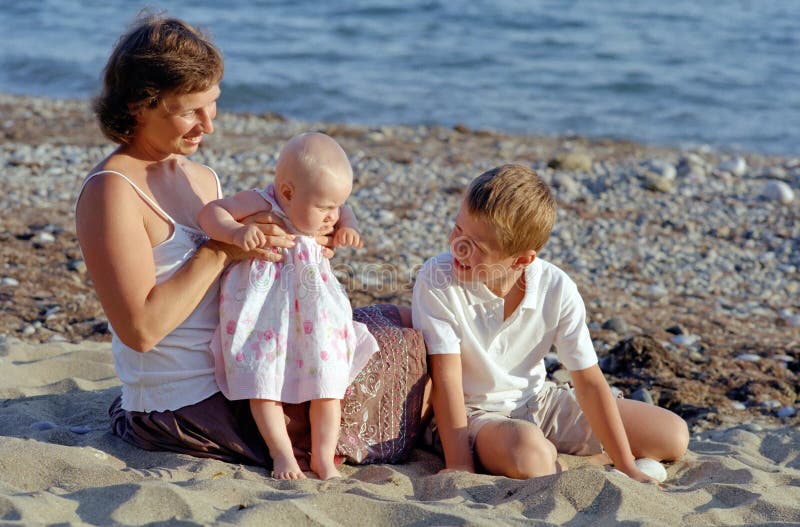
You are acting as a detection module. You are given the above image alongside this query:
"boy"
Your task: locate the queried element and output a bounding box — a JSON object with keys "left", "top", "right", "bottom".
{"left": 412, "top": 164, "right": 688, "bottom": 481}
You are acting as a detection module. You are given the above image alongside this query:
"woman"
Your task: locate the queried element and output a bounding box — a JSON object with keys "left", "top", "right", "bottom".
{"left": 76, "top": 14, "right": 426, "bottom": 471}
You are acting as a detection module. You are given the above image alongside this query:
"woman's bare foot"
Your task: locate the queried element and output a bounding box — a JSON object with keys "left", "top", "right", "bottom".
{"left": 271, "top": 452, "right": 306, "bottom": 480}
{"left": 310, "top": 455, "right": 342, "bottom": 480}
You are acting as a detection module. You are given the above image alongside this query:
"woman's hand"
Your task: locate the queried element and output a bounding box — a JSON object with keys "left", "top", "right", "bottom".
{"left": 315, "top": 224, "right": 336, "bottom": 259}
{"left": 226, "top": 209, "right": 295, "bottom": 262}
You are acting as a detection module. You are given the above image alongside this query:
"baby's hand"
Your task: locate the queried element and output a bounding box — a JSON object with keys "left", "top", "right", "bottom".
{"left": 333, "top": 226, "right": 363, "bottom": 248}
{"left": 233, "top": 224, "right": 267, "bottom": 251}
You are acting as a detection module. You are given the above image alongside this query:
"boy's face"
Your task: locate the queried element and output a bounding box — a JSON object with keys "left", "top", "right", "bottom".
{"left": 448, "top": 203, "right": 520, "bottom": 291}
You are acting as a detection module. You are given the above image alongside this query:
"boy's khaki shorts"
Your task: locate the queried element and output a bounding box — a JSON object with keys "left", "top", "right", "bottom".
{"left": 427, "top": 381, "right": 607, "bottom": 458}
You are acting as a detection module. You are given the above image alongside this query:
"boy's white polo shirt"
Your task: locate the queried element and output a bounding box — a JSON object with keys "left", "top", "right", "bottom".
{"left": 412, "top": 252, "right": 598, "bottom": 414}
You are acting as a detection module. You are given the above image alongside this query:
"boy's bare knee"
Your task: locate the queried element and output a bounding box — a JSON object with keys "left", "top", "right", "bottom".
{"left": 667, "top": 417, "right": 690, "bottom": 461}
{"left": 505, "top": 424, "right": 557, "bottom": 479}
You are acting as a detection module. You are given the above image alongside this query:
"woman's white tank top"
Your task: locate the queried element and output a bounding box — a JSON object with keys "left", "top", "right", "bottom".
{"left": 78, "top": 169, "right": 222, "bottom": 412}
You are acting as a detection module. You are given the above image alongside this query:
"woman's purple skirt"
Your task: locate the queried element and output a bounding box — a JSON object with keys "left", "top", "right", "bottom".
{"left": 109, "top": 304, "right": 429, "bottom": 469}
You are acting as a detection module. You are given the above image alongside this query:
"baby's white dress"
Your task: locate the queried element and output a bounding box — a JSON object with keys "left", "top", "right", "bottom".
{"left": 211, "top": 185, "right": 378, "bottom": 403}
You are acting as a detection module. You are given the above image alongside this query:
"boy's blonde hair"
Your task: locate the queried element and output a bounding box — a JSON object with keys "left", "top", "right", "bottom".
{"left": 465, "top": 164, "right": 556, "bottom": 255}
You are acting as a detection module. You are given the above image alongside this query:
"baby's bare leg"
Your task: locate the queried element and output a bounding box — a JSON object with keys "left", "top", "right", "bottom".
{"left": 474, "top": 419, "right": 558, "bottom": 479}
{"left": 309, "top": 398, "right": 342, "bottom": 480}
{"left": 250, "top": 399, "right": 305, "bottom": 479}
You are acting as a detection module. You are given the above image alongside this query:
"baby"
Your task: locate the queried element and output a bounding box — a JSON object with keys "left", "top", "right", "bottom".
{"left": 198, "top": 132, "right": 378, "bottom": 480}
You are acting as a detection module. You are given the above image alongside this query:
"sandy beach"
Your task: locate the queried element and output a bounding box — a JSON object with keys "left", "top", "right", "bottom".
{"left": 1, "top": 94, "right": 799, "bottom": 525}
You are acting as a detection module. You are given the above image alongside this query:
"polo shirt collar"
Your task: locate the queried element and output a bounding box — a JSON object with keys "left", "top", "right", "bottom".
{"left": 519, "top": 258, "right": 542, "bottom": 310}
{"left": 461, "top": 258, "right": 541, "bottom": 311}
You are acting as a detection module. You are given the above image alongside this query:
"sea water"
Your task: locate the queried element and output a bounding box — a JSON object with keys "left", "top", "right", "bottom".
{"left": 0, "top": 0, "right": 797, "bottom": 154}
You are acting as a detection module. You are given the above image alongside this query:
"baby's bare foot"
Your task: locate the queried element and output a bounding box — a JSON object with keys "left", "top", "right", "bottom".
{"left": 310, "top": 456, "right": 342, "bottom": 480}
{"left": 271, "top": 452, "right": 306, "bottom": 480}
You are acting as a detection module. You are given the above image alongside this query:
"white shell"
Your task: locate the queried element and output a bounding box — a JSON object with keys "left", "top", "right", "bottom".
{"left": 635, "top": 458, "right": 668, "bottom": 482}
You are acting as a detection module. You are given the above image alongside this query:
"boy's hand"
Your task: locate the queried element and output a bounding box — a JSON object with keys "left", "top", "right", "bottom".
{"left": 333, "top": 226, "right": 363, "bottom": 248}
{"left": 232, "top": 224, "right": 267, "bottom": 251}
{"left": 617, "top": 462, "right": 658, "bottom": 485}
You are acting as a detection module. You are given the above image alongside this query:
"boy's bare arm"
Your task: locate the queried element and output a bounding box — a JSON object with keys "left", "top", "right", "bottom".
{"left": 570, "top": 364, "right": 653, "bottom": 482}
{"left": 429, "top": 354, "right": 475, "bottom": 473}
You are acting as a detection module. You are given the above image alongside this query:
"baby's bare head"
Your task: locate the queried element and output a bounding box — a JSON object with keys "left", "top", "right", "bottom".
{"left": 275, "top": 132, "right": 353, "bottom": 194}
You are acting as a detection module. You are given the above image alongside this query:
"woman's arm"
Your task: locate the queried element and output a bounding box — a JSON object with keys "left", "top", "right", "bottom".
{"left": 76, "top": 174, "right": 229, "bottom": 351}
{"left": 77, "top": 176, "right": 292, "bottom": 352}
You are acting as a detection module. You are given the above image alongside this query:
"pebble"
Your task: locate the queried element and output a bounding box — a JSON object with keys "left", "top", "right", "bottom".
{"left": 66, "top": 259, "right": 87, "bottom": 274}
{"left": 31, "top": 421, "right": 57, "bottom": 431}
{"left": 1, "top": 277, "right": 19, "bottom": 287}
{"left": 742, "top": 422, "right": 763, "bottom": 432}
{"left": 735, "top": 353, "right": 761, "bottom": 362}
{"left": 776, "top": 406, "right": 797, "bottom": 418}
{"left": 646, "top": 285, "right": 668, "bottom": 299}
{"left": 760, "top": 180, "right": 794, "bottom": 204}
{"left": 550, "top": 368, "right": 572, "bottom": 385}
{"left": 665, "top": 325, "right": 685, "bottom": 335}
{"left": 601, "top": 317, "right": 628, "bottom": 333}
{"left": 718, "top": 157, "right": 747, "bottom": 176}
{"left": 630, "top": 388, "right": 654, "bottom": 405}
{"left": 549, "top": 151, "right": 593, "bottom": 172}
{"left": 731, "top": 402, "right": 747, "bottom": 410}
{"left": 771, "top": 354, "right": 794, "bottom": 363}
{"left": 543, "top": 352, "right": 560, "bottom": 372}
{"left": 671, "top": 334, "right": 700, "bottom": 347}
{"left": 35, "top": 231, "right": 56, "bottom": 243}
{"left": 21, "top": 325, "right": 36, "bottom": 336}
{"left": 69, "top": 425, "right": 93, "bottom": 434}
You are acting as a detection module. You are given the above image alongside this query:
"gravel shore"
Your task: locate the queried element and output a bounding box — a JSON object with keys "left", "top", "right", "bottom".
{"left": 1, "top": 93, "right": 797, "bottom": 433}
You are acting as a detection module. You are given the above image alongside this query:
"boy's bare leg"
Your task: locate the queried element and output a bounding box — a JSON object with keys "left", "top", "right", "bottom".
{"left": 309, "top": 398, "right": 343, "bottom": 480}
{"left": 250, "top": 399, "right": 306, "bottom": 479}
{"left": 616, "top": 399, "right": 690, "bottom": 462}
{"left": 474, "top": 419, "right": 558, "bottom": 479}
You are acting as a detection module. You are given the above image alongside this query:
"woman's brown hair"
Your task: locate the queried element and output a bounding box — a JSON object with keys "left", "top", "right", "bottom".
{"left": 93, "top": 13, "right": 224, "bottom": 144}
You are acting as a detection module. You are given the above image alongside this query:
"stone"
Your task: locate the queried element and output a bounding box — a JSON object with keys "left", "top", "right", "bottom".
{"left": 760, "top": 180, "right": 794, "bottom": 204}
{"left": 602, "top": 317, "right": 628, "bottom": 333}
{"left": 630, "top": 387, "right": 654, "bottom": 405}
{"left": 35, "top": 231, "right": 56, "bottom": 243}
{"left": 548, "top": 151, "right": 593, "bottom": 172}
{"left": 735, "top": 353, "right": 761, "bottom": 362}
{"left": 718, "top": 157, "right": 747, "bottom": 176}
{"left": 643, "top": 172, "right": 675, "bottom": 192}
{"left": 66, "top": 259, "right": 87, "bottom": 274}
{"left": 665, "top": 325, "right": 684, "bottom": 335}
{"left": 31, "top": 421, "right": 57, "bottom": 431}
{"left": 671, "top": 334, "right": 700, "bottom": 347}
{"left": 69, "top": 424, "right": 92, "bottom": 434}
{"left": 643, "top": 160, "right": 677, "bottom": 180}
{"left": 550, "top": 368, "right": 572, "bottom": 385}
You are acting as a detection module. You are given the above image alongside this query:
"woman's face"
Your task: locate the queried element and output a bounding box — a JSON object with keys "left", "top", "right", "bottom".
{"left": 132, "top": 84, "right": 220, "bottom": 157}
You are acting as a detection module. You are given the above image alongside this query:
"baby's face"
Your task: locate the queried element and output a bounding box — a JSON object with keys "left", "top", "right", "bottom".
{"left": 284, "top": 173, "right": 351, "bottom": 235}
